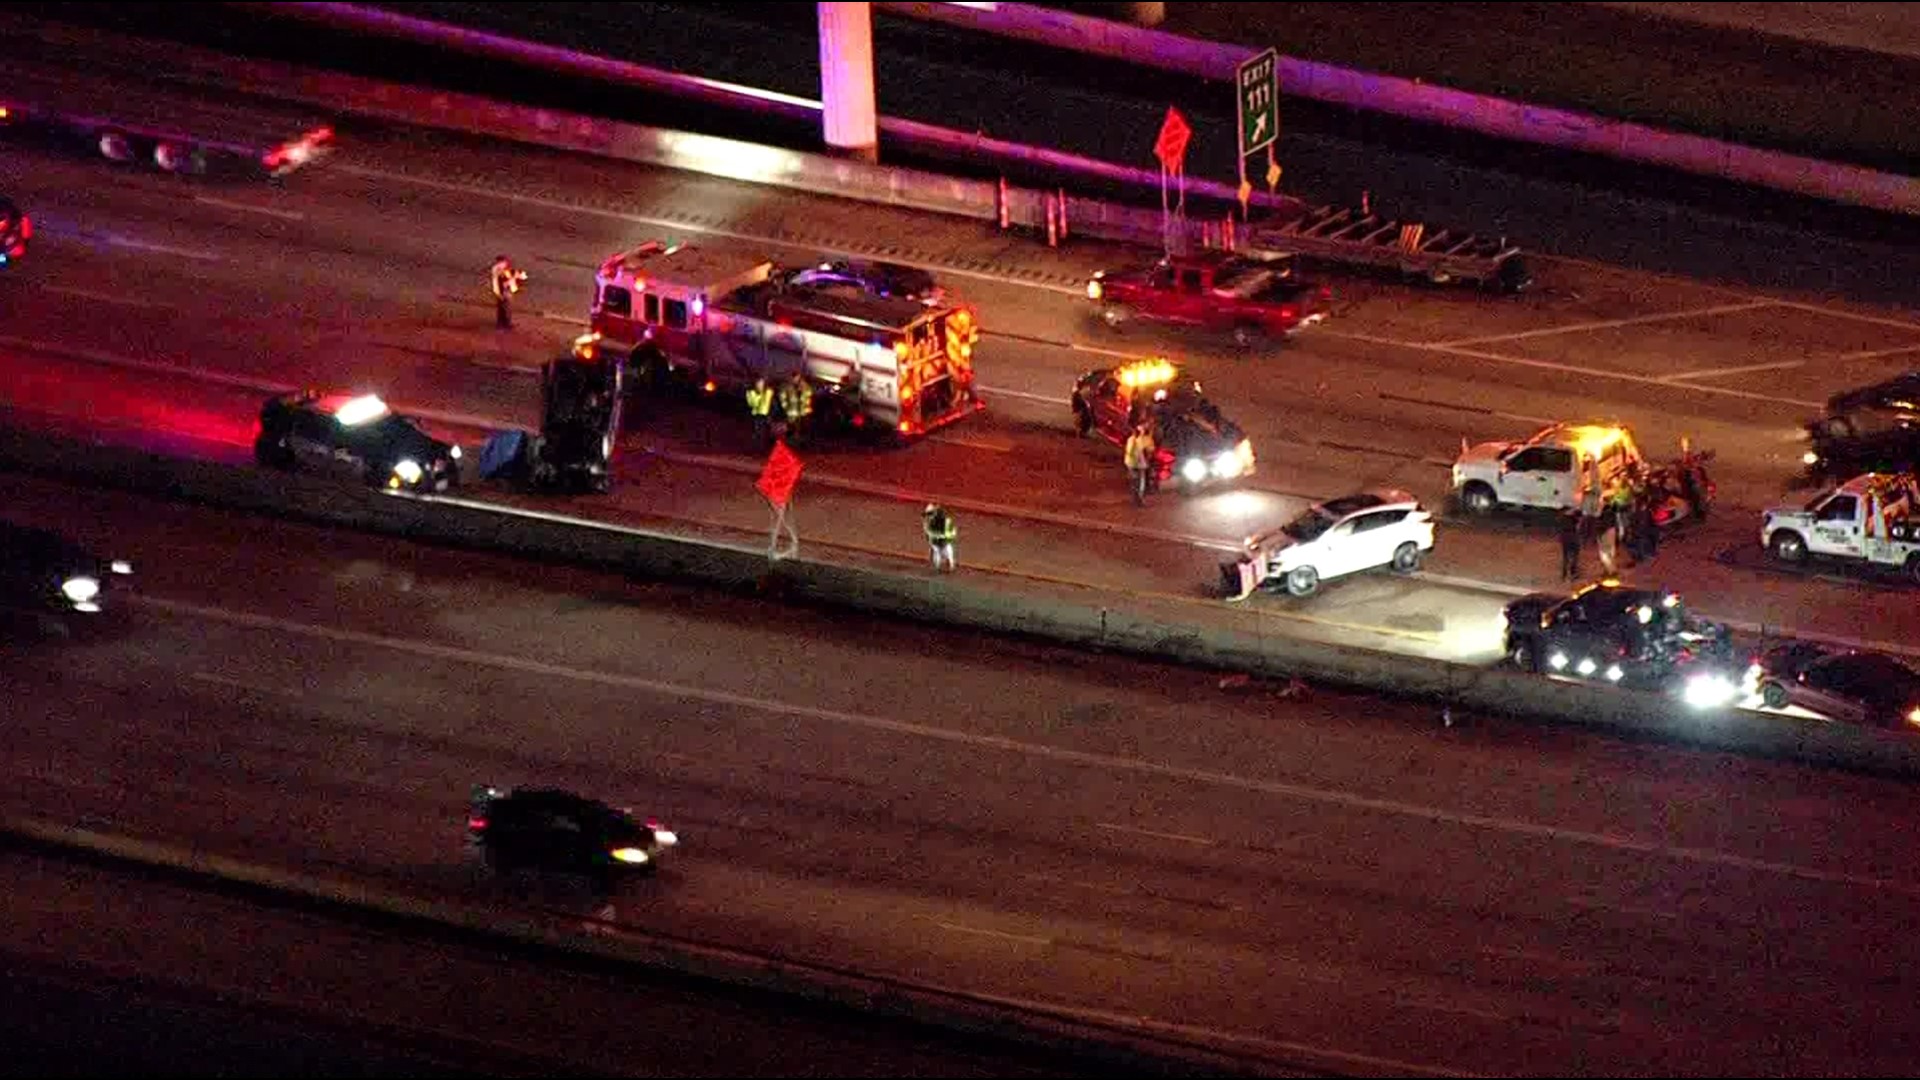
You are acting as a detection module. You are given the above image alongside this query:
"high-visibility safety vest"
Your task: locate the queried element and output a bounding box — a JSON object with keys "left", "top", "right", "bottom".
{"left": 746, "top": 385, "right": 774, "bottom": 416}
{"left": 780, "top": 381, "right": 812, "bottom": 420}
{"left": 1124, "top": 432, "right": 1153, "bottom": 470}
{"left": 924, "top": 510, "right": 957, "bottom": 542}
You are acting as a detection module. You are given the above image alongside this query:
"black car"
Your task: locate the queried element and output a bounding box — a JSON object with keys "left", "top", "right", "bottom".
{"left": 531, "top": 338, "right": 625, "bottom": 494}
{"left": 1071, "top": 359, "right": 1255, "bottom": 492}
{"left": 466, "top": 785, "right": 678, "bottom": 887}
{"left": 1746, "top": 643, "right": 1920, "bottom": 730}
{"left": 0, "top": 197, "right": 29, "bottom": 268}
{"left": 1800, "top": 373, "right": 1920, "bottom": 479}
{"left": 0, "top": 519, "right": 133, "bottom": 632}
{"left": 1502, "top": 581, "right": 1738, "bottom": 703}
{"left": 786, "top": 257, "right": 944, "bottom": 305}
{"left": 254, "top": 391, "right": 461, "bottom": 492}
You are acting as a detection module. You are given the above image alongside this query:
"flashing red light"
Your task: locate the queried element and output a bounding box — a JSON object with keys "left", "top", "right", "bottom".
{"left": 1654, "top": 508, "right": 1673, "bottom": 524}
{"left": 645, "top": 818, "right": 663, "bottom": 830}
{"left": 899, "top": 421, "right": 914, "bottom": 433}
{"left": 467, "top": 816, "right": 488, "bottom": 830}
{"left": 1280, "top": 305, "right": 1296, "bottom": 320}
{"left": 850, "top": 413, "right": 865, "bottom": 427}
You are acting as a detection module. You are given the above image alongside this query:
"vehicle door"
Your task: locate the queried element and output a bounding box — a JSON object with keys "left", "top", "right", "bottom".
{"left": 1805, "top": 492, "right": 1863, "bottom": 557}
{"left": 1795, "top": 657, "right": 1873, "bottom": 725}
{"left": 285, "top": 411, "right": 350, "bottom": 479}
{"left": 1542, "top": 597, "right": 1612, "bottom": 670}
{"left": 1171, "top": 265, "right": 1211, "bottom": 324}
{"left": 1498, "top": 445, "right": 1574, "bottom": 508}
{"left": 1342, "top": 508, "right": 1411, "bottom": 576}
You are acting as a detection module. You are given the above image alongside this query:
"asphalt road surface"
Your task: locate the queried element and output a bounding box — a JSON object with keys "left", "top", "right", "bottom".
{"left": 2, "top": 128, "right": 1916, "bottom": 677}
{"left": 0, "top": 843, "right": 1113, "bottom": 1078}
{"left": 6, "top": 473, "right": 1920, "bottom": 1075}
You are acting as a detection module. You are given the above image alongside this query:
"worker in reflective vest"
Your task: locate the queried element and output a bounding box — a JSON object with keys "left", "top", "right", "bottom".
{"left": 1123, "top": 423, "right": 1156, "bottom": 506}
{"left": 923, "top": 503, "right": 957, "bottom": 572}
{"left": 778, "top": 373, "right": 813, "bottom": 443}
{"left": 746, "top": 377, "right": 774, "bottom": 448}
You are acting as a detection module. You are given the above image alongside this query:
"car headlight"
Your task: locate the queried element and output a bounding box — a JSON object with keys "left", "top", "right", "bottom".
{"left": 1801, "top": 450, "right": 1819, "bottom": 466}
{"left": 61, "top": 576, "right": 100, "bottom": 603}
{"left": 1181, "top": 458, "right": 1208, "bottom": 483}
{"left": 1684, "top": 672, "right": 1738, "bottom": 710}
{"left": 1086, "top": 280, "right": 1103, "bottom": 300}
{"left": 653, "top": 829, "right": 678, "bottom": 847}
{"left": 110, "top": 560, "right": 133, "bottom": 575}
{"left": 1907, "top": 707, "right": 1920, "bottom": 727}
{"left": 1211, "top": 450, "right": 1245, "bottom": 479}
{"left": 449, "top": 445, "right": 462, "bottom": 460}
{"left": 610, "top": 847, "right": 651, "bottom": 865}
{"left": 1605, "top": 664, "right": 1624, "bottom": 682}
{"left": 391, "top": 458, "right": 424, "bottom": 485}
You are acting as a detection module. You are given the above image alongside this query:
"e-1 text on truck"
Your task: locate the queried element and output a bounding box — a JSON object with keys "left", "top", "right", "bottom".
{"left": 1, "top": 49, "right": 335, "bottom": 178}
{"left": 1762, "top": 471, "right": 1920, "bottom": 584}
{"left": 588, "top": 239, "right": 984, "bottom": 439}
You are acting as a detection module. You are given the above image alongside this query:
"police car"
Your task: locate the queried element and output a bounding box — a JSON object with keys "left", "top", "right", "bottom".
{"left": 1501, "top": 580, "right": 1740, "bottom": 707}
{"left": 253, "top": 391, "right": 462, "bottom": 492}
{"left": 785, "top": 257, "right": 945, "bottom": 306}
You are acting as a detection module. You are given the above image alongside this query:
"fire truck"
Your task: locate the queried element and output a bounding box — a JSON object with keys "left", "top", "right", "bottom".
{"left": 587, "top": 240, "right": 983, "bottom": 438}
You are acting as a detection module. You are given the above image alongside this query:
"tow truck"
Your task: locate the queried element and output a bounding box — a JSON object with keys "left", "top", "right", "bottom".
{"left": 1070, "top": 358, "right": 1255, "bottom": 492}
{"left": 1452, "top": 423, "right": 1644, "bottom": 515}
{"left": 1501, "top": 580, "right": 1741, "bottom": 708}
{"left": 1, "top": 45, "right": 335, "bottom": 178}
{"left": 1084, "top": 250, "right": 1330, "bottom": 348}
{"left": 1761, "top": 472, "right": 1920, "bottom": 584}
{"left": 588, "top": 239, "right": 983, "bottom": 439}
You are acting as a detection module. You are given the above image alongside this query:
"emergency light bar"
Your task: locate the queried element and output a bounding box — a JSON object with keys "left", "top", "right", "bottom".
{"left": 333, "top": 394, "right": 390, "bottom": 426}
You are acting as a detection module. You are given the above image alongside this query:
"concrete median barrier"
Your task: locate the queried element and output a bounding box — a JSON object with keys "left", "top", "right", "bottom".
{"left": 0, "top": 814, "right": 1288, "bottom": 1077}
{"left": 7, "top": 421, "right": 1920, "bottom": 781}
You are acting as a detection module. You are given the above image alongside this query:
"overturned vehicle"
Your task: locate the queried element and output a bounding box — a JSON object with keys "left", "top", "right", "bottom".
{"left": 478, "top": 334, "right": 625, "bottom": 494}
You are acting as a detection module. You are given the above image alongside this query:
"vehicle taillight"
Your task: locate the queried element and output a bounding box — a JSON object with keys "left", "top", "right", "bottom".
{"left": 1654, "top": 508, "right": 1672, "bottom": 524}
{"left": 1280, "top": 305, "right": 1296, "bottom": 320}
{"left": 645, "top": 818, "right": 663, "bottom": 831}
{"left": 467, "top": 816, "right": 487, "bottom": 831}
{"left": 1319, "top": 285, "right": 1332, "bottom": 300}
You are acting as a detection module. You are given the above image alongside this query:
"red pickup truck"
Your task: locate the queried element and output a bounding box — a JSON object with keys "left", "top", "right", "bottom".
{"left": 1085, "top": 251, "right": 1331, "bottom": 348}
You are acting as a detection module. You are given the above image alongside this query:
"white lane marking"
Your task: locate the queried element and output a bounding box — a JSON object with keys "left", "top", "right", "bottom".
{"left": 1771, "top": 299, "right": 1920, "bottom": 335}
{"left": 39, "top": 285, "right": 168, "bottom": 310}
{"left": 189, "top": 671, "right": 296, "bottom": 696}
{"left": 1564, "top": 895, "right": 1680, "bottom": 921}
{"left": 1432, "top": 301, "right": 1778, "bottom": 348}
{"left": 979, "top": 385, "right": 1071, "bottom": 406}
{"left": 1330, "top": 330, "right": 1824, "bottom": 408}
{"left": 537, "top": 310, "right": 589, "bottom": 326}
{"left": 930, "top": 434, "right": 1015, "bottom": 453}
{"left": 101, "top": 234, "right": 224, "bottom": 262}
{"left": 130, "top": 595, "right": 1920, "bottom": 898}
{"left": 930, "top": 920, "right": 1053, "bottom": 947}
{"left": 1659, "top": 359, "right": 1805, "bottom": 383}
{"left": 337, "top": 164, "right": 1087, "bottom": 297}
{"left": 1835, "top": 343, "right": 1920, "bottom": 363}
{"left": 1479, "top": 944, "right": 1602, "bottom": 972}
{"left": 191, "top": 195, "right": 307, "bottom": 222}
{"left": 1095, "top": 822, "right": 1215, "bottom": 846}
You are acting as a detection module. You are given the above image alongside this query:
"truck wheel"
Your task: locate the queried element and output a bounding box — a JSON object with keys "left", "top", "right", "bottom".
{"left": 1508, "top": 639, "right": 1538, "bottom": 672}
{"left": 97, "top": 131, "right": 135, "bottom": 163}
{"left": 1390, "top": 541, "right": 1423, "bottom": 574}
{"left": 1460, "top": 482, "right": 1497, "bottom": 515}
{"left": 1097, "top": 305, "right": 1131, "bottom": 330}
{"left": 1231, "top": 323, "right": 1264, "bottom": 349}
{"left": 1284, "top": 566, "right": 1319, "bottom": 597}
{"left": 1761, "top": 681, "right": 1790, "bottom": 710}
{"left": 1768, "top": 530, "right": 1808, "bottom": 564}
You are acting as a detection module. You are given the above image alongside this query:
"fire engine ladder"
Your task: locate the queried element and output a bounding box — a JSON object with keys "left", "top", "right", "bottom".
{"left": 1250, "top": 203, "right": 1525, "bottom": 288}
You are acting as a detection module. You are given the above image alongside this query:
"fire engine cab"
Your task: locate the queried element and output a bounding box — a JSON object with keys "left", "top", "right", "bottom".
{"left": 588, "top": 239, "right": 983, "bottom": 438}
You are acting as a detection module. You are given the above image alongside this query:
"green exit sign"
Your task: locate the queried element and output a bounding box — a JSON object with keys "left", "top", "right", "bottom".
{"left": 1236, "top": 48, "right": 1279, "bottom": 157}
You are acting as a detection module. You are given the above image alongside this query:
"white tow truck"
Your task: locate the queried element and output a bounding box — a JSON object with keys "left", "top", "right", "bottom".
{"left": 1761, "top": 472, "right": 1920, "bottom": 584}
{"left": 1451, "top": 422, "right": 1644, "bottom": 515}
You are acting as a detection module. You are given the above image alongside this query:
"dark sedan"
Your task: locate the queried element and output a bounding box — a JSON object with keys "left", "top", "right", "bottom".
{"left": 0, "top": 519, "right": 133, "bottom": 633}
{"left": 787, "top": 257, "right": 946, "bottom": 305}
{"left": 1746, "top": 643, "right": 1920, "bottom": 730}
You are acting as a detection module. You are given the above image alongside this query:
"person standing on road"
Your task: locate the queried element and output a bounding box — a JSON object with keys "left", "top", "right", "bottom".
{"left": 746, "top": 377, "right": 774, "bottom": 449}
{"left": 489, "top": 254, "right": 525, "bottom": 330}
{"left": 1123, "top": 423, "right": 1155, "bottom": 506}
{"left": 923, "top": 503, "right": 958, "bottom": 572}
{"left": 1558, "top": 507, "right": 1583, "bottom": 581}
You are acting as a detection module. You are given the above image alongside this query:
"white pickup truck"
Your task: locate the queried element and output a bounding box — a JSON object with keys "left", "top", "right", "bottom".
{"left": 1761, "top": 472, "right": 1920, "bottom": 584}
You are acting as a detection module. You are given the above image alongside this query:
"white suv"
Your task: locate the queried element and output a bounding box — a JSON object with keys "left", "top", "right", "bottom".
{"left": 1227, "top": 490, "right": 1436, "bottom": 599}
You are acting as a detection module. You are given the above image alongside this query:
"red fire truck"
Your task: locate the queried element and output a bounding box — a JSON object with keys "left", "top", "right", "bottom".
{"left": 588, "top": 239, "right": 984, "bottom": 438}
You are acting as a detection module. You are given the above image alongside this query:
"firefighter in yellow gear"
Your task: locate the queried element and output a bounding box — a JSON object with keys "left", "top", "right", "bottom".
{"left": 777, "top": 373, "right": 813, "bottom": 443}
{"left": 489, "top": 254, "right": 526, "bottom": 330}
{"left": 746, "top": 377, "right": 775, "bottom": 448}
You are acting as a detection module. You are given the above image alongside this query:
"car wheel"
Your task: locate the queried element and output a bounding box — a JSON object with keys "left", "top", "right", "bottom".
{"left": 1390, "top": 541, "right": 1423, "bottom": 574}
{"left": 1508, "top": 639, "right": 1538, "bottom": 672}
{"left": 1760, "top": 681, "right": 1790, "bottom": 710}
{"left": 1461, "top": 483, "right": 1497, "bottom": 515}
{"left": 253, "top": 434, "right": 293, "bottom": 470}
{"left": 1284, "top": 566, "right": 1319, "bottom": 597}
{"left": 1768, "top": 530, "right": 1807, "bottom": 564}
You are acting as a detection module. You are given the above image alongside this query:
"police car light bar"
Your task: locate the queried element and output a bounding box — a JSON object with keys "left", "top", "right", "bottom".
{"left": 334, "top": 394, "right": 390, "bottom": 426}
